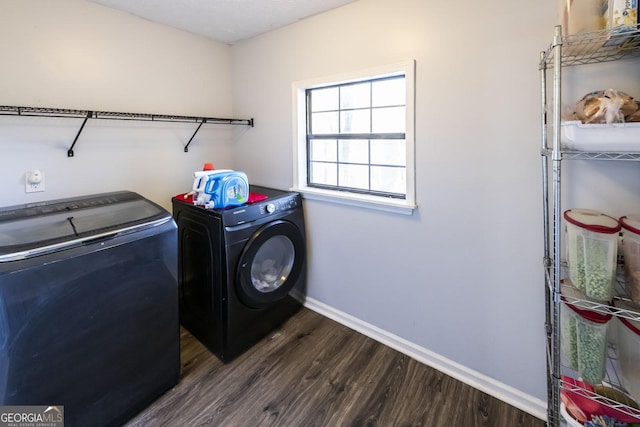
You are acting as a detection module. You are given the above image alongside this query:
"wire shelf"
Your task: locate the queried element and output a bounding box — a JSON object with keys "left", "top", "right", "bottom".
{"left": 559, "top": 373, "right": 640, "bottom": 421}
{"left": 540, "top": 23, "right": 640, "bottom": 427}
{"left": 0, "top": 105, "right": 254, "bottom": 156}
{"left": 540, "top": 27, "right": 640, "bottom": 68}
{"left": 545, "top": 261, "right": 640, "bottom": 320}
{"left": 0, "top": 105, "right": 252, "bottom": 125}
{"left": 541, "top": 148, "right": 640, "bottom": 161}
{"left": 546, "top": 261, "right": 640, "bottom": 422}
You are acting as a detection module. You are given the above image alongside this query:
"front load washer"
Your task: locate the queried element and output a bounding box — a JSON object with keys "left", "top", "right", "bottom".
{"left": 172, "top": 186, "right": 306, "bottom": 362}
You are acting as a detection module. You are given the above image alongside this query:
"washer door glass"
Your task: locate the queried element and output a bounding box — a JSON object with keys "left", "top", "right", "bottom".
{"left": 251, "top": 235, "right": 294, "bottom": 293}
{"left": 237, "top": 220, "right": 305, "bottom": 308}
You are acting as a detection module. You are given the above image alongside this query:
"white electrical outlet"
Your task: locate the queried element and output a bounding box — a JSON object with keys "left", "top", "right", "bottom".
{"left": 25, "top": 170, "right": 45, "bottom": 193}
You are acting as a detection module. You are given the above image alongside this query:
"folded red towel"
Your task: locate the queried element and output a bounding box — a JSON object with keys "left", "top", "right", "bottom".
{"left": 173, "top": 192, "right": 267, "bottom": 206}
{"left": 174, "top": 192, "right": 194, "bottom": 204}
{"left": 247, "top": 192, "right": 268, "bottom": 204}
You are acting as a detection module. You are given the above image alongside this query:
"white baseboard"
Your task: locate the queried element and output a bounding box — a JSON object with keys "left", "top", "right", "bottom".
{"left": 300, "top": 295, "right": 547, "bottom": 421}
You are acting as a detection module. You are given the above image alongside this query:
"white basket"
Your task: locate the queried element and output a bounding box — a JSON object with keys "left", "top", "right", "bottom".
{"left": 561, "top": 121, "right": 640, "bottom": 151}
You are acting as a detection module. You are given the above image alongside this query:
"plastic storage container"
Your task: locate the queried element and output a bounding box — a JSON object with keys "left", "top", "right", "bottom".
{"left": 615, "top": 300, "right": 640, "bottom": 402}
{"left": 564, "top": 209, "right": 621, "bottom": 302}
{"left": 621, "top": 215, "right": 640, "bottom": 305}
{"left": 561, "top": 281, "right": 612, "bottom": 385}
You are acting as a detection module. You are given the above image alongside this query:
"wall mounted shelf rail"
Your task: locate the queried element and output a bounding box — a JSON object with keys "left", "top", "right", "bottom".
{"left": 0, "top": 105, "right": 254, "bottom": 157}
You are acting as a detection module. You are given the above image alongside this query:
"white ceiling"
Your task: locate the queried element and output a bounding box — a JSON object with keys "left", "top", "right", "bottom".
{"left": 87, "top": 0, "right": 359, "bottom": 45}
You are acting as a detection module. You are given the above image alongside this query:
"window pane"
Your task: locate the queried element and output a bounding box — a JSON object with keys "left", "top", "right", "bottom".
{"left": 340, "top": 109, "right": 370, "bottom": 134}
{"left": 371, "top": 166, "right": 405, "bottom": 194}
{"left": 310, "top": 162, "right": 337, "bottom": 185}
{"left": 339, "top": 164, "right": 369, "bottom": 190}
{"left": 304, "top": 72, "right": 410, "bottom": 199}
{"left": 372, "top": 77, "right": 405, "bottom": 107}
{"left": 371, "top": 140, "right": 406, "bottom": 166}
{"left": 311, "top": 87, "right": 338, "bottom": 112}
{"left": 372, "top": 106, "right": 405, "bottom": 133}
{"left": 310, "top": 139, "right": 337, "bottom": 162}
{"left": 312, "top": 111, "right": 339, "bottom": 134}
{"left": 338, "top": 139, "right": 369, "bottom": 164}
{"left": 340, "top": 82, "right": 370, "bottom": 110}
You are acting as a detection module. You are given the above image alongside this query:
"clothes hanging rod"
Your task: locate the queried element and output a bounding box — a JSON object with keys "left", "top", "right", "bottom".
{"left": 0, "top": 105, "right": 254, "bottom": 156}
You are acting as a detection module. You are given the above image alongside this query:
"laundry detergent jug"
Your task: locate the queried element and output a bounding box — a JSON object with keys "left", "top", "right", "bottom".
{"left": 192, "top": 169, "right": 249, "bottom": 209}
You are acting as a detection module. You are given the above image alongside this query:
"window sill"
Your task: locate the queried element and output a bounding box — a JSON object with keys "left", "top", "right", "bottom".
{"left": 291, "top": 186, "right": 416, "bottom": 215}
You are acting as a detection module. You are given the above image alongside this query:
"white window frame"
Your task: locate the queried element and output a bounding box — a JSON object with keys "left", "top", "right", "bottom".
{"left": 292, "top": 60, "right": 416, "bottom": 215}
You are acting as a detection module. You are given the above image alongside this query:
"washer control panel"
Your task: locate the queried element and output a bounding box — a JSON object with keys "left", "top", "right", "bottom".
{"left": 258, "top": 195, "right": 299, "bottom": 215}
{"left": 222, "top": 190, "right": 301, "bottom": 226}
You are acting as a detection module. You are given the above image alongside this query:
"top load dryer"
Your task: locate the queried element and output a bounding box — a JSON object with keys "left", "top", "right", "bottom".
{"left": 0, "top": 191, "right": 180, "bottom": 427}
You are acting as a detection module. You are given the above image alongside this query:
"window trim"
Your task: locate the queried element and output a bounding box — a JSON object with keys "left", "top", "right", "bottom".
{"left": 292, "top": 60, "right": 416, "bottom": 215}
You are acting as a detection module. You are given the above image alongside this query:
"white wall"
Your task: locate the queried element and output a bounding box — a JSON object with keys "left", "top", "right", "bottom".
{"left": 0, "top": 0, "right": 238, "bottom": 210}
{"left": 230, "top": 0, "right": 562, "bottom": 417}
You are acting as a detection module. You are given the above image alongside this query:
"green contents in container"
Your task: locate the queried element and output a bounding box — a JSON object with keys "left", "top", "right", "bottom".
{"left": 571, "top": 235, "right": 616, "bottom": 301}
{"left": 577, "top": 319, "right": 608, "bottom": 384}
{"left": 560, "top": 281, "right": 611, "bottom": 386}
{"left": 561, "top": 304, "right": 579, "bottom": 369}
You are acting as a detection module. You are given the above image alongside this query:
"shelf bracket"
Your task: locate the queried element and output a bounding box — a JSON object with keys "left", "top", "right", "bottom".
{"left": 183, "top": 117, "right": 254, "bottom": 153}
{"left": 67, "top": 111, "right": 92, "bottom": 157}
{"left": 184, "top": 118, "right": 207, "bottom": 153}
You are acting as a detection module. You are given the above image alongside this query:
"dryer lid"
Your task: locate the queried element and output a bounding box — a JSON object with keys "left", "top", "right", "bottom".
{"left": 0, "top": 191, "right": 169, "bottom": 261}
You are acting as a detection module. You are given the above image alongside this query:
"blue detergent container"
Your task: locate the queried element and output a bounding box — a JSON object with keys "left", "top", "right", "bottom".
{"left": 193, "top": 170, "right": 249, "bottom": 209}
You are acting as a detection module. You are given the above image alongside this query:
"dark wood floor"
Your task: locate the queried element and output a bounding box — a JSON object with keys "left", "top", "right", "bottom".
{"left": 124, "top": 308, "right": 544, "bottom": 427}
